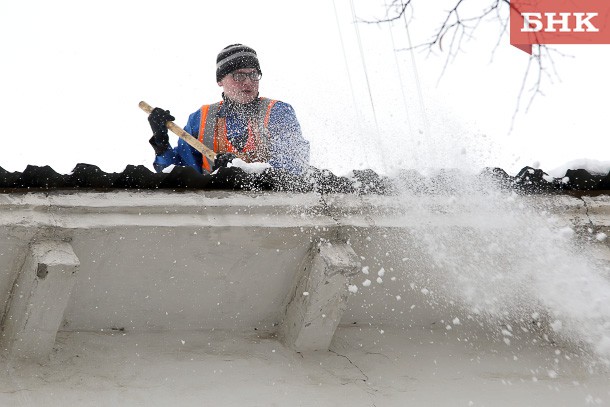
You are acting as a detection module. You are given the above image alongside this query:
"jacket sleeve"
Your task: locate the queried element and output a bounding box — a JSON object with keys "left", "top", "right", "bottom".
{"left": 266, "top": 102, "right": 310, "bottom": 175}
{"left": 152, "top": 110, "right": 204, "bottom": 174}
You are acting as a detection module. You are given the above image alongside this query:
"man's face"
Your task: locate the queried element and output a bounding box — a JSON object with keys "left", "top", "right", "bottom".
{"left": 218, "top": 68, "right": 260, "bottom": 104}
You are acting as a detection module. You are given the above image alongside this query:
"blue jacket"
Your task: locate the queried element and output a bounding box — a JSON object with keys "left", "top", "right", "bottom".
{"left": 153, "top": 98, "right": 310, "bottom": 175}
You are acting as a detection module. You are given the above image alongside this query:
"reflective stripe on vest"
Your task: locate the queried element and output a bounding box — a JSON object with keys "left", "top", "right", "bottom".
{"left": 198, "top": 98, "right": 277, "bottom": 172}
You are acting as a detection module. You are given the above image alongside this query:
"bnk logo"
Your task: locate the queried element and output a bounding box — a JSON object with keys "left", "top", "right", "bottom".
{"left": 521, "top": 12, "right": 599, "bottom": 32}
{"left": 510, "top": 0, "right": 610, "bottom": 53}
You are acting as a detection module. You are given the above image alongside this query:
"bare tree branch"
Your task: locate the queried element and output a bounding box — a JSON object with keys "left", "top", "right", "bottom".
{"left": 360, "top": 0, "right": 563, "bottom": 124}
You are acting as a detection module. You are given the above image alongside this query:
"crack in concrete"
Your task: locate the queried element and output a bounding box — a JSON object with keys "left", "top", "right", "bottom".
{"left": 578, "top": 196, "right": 594, "bottom": 227}
{"left": 329, "top": 349, "right": 368, "bottom": 382}
{"left": 318, "top": 194, "right": 345, "bottom": 243}
{"left": 364, "top": 351, "right": 392, "bottom": 361}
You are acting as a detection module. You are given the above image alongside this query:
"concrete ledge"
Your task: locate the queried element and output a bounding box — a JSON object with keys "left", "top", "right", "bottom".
{"left": 1, "top": 241, "right": 80, "bottom": 361}
{"left": 0, "top": 191, "right": 607, "bottom": 337}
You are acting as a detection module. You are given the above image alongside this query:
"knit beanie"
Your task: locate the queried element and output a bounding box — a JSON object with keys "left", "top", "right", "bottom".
{"left": 216, "top": 44, "right": 261, "bottom": 82}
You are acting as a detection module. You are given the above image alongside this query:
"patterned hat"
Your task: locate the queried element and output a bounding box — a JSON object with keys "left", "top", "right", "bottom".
{"left": 216, "top": 44, "right": 261, "bottom": 82}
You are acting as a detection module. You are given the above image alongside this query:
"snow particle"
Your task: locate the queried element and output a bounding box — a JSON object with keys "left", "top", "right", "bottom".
{"left": 453, "top": 318, "right": 461, "bottom": 325}
{"left": 377, "top": 268, "right": 385, "bottom": 277}
{"left": 596, "top": 232, "right": 607, "bottom": 241}
{"left": 303, "top": 292, "right": 309, "bottom": 296}
{"left": 376, "top": 277, "right": 383, "bottom": 284}
{"left": 420, "top": 288, "right": 429, "bottom": 295}
{"left": 348, "top": 285, "right": 358, "bottom": 293}
{"left": 584, "top": 395, "right": 602, "bottom": 405}
{"left": 361, "top": 266, "right": 369, "bottom": 275}
{"left": 558, "top": 226, "right": 574, "bottom": 239}
{"left": 362, "top": 279, "right": 371, "bottom": 287}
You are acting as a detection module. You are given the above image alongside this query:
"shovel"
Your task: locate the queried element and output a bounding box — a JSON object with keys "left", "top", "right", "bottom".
{"left": 139, "top": 101, "right": 216, "bottom": 162}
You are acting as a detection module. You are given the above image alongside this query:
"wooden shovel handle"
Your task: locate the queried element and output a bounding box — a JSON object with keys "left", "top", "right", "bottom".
{"left": 139, "top": 101, "right": 216, "bottom": 162}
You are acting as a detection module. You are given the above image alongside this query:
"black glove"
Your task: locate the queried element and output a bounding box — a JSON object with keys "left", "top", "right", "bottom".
{"left": 148, "top": 107, "right": 175, "bottom": 155}
{"left": 213, "top": 153, "right": 237, "bottom": 171}
{"left": 148, "top": 107, "right": 175, "bottom": 134}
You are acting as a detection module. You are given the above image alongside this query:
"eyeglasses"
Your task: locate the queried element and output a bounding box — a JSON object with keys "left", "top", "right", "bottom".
{"left": 230, "top": 71, "right": 262, "bottom": 82}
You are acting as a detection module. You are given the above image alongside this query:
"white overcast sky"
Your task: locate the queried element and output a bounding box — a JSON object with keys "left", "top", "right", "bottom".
{"left": 0, "top": 0, "right": 608, "bottom": 176}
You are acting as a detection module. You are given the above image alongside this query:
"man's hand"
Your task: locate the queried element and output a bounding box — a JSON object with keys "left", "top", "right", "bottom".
{"left": 213, "top": 153, "right": 237, "bottom": 171}
{"left": 148, "top": 107, "right": 175, "bottom": 155}
{"left": 148, "top": 107, "right": 175, "bottom": 134}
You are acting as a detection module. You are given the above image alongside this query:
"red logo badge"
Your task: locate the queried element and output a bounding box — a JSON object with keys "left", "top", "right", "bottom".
{"left": 510, "top": 0, "right": 610, "bottom": 53}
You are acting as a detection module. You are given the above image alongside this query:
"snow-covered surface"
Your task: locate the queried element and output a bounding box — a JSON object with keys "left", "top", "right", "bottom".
{"left": 227, "top": 158, "right": 272, "bottom": 174}
{"left": 0, "top": 189, "right": 609, "bottom": 405}
{"left": 547, "top": 159, "right": 610, "bottom": 177}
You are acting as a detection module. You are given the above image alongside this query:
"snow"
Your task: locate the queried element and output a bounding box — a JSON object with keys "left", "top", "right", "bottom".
{"left": 558, "top": 226, "right": 575, "bottom": 239}
{"left": 227, "top": 158, "right": 271, "bottom": 174}
{"left": 548, "top": 159, "right": 610, "bottom": 178}
{"left": 411, "top": 189, "right": 610, "bottom": 365}
{"left": 162, "top": 164, "right": 175, "bottom": 173}
{"left": 551, "top": 320, "right": 563, "bottom": 332}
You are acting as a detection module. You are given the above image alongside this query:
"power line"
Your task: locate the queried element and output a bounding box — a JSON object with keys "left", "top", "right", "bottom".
{"left": 332, "top": 0, "right": 360, "bottom": 128}
{"left": 401, "top": 1, "right": 430, "bottom": 139}
{"left": 386, "top": 12, "right": 414, "bottom": 137}
{"left": 349, "top": 0, "right": 380, "bottom": 136}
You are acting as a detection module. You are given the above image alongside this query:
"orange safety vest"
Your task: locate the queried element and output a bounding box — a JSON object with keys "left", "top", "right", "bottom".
{"left": 198, "top": 97, "right": 277, "bottom": 172}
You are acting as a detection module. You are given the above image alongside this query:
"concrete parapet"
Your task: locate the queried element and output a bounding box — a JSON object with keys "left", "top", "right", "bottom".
{"left": 0, "top": 191, "right": 607, "bottom": 337}
{"left": 1, "top": 241, "right": 80, "bottom": 361}
{"left": 280, "top": 241, "right": 361, "bottom": 352}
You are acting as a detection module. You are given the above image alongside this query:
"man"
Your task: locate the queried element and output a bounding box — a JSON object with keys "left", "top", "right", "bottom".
{"left": 148, "top": 44, "right": 310, "bottom": 175}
